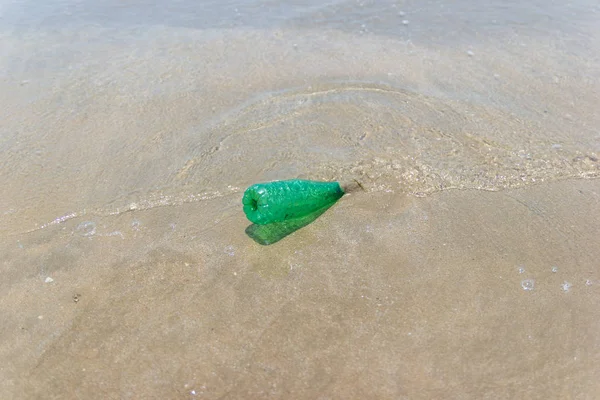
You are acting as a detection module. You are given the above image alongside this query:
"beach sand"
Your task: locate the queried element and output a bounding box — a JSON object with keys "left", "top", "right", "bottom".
{"left": 1, "top": 0, "right": 599, "bottom": 398}
{"left": 2, "top": 179, "right": 599, "bottom": 398}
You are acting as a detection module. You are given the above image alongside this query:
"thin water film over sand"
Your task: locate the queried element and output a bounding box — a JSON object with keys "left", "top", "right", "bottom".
{"left": 1, "top": 0, "right": 599, "bottom": 398}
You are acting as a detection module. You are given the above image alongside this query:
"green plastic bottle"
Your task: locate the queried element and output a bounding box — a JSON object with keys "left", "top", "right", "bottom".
{"left": 242, "top": 179, "right": 345, "bottom": 225}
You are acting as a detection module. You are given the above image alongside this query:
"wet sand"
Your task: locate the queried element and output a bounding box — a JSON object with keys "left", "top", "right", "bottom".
{"left": 1, "top": 179, "right": 599, "bottom": 398}
{"left": 1, "top": 0, "right": 600, "bottom": 398}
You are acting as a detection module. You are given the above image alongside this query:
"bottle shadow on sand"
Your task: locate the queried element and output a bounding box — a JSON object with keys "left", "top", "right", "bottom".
{"left": 245, "top": 202, "right": 334, "bottom": 245}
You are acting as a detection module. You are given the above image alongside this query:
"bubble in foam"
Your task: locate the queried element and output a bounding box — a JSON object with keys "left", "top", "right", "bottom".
{"left": 521, "top": 279, "right": 535, "bottom": 291}
{"left": 76, "top": 221, "right": 96, "bottom": 237}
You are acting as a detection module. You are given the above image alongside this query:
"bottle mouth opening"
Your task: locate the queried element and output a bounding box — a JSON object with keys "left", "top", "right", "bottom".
{"left": 248, "top": 198, "right": 258, "bottom": 211}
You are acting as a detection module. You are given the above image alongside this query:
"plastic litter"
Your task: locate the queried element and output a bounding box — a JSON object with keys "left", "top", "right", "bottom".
{"left": 242, "top": 179, "right": 345, "bottom": 225}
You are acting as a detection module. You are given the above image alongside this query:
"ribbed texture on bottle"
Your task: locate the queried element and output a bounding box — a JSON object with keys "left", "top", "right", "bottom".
{"left": 242, "top": 179, "right": 344, "bottom": 225}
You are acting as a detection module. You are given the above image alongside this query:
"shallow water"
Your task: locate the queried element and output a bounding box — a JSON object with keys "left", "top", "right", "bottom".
{"left": 1, "top": 0, "right": 599, "bottom": 398}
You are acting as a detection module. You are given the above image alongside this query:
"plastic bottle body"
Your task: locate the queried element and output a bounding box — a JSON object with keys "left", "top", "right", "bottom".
{"left": 242, "top": 179, "right": 344, "bottom": 225}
